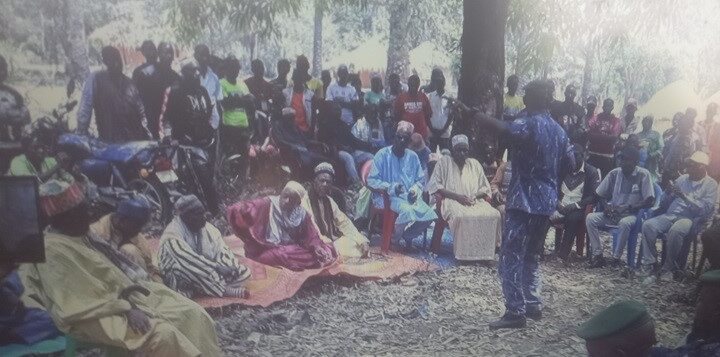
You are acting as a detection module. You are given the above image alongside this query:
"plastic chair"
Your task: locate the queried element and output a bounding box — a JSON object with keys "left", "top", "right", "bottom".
{"left": 360, "top": 160, "right": 396, "bottom": 252}
{"left": 609, "top": 182, "right": 662, "bottom": 267}
{"left": 553, "top": 204, "right": 594, "bottom": 257}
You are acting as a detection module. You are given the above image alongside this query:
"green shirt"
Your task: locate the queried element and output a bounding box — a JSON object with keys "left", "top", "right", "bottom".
{"left": 220, "top": 79, "right": 250, "bottom": 128}
{"left": 8, "top": 155, "right": 57, "bottom": 176}
{"left": 364, "top": 91, "right": 385, "bottom": 105}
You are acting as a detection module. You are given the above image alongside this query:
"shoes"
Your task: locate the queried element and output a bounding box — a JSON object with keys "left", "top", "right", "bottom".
{"left": 607, "top": 257, "right": 624, "bottom": 268}
{"left": 489, "top": 311, "right": 527, "bottom": 330}
{"left": 637, "top": 264, "right": 658, "bottom": 278}
{"left": 642, "top": 275, "right": 657, "bottom": 285}
{"left": 658, "top": 271, "right": 673, "bottom": 283}
{"left": 526, "top": 305, "right": 542, "bottom": 321}
{"left": 620, "top": 267, "right": 635, "bottom": 278}
{"left": 589, "top": 255, "right": 606, "bottom": 268}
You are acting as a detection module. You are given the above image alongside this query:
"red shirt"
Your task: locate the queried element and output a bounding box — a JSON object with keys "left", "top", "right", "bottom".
{"left": 291, "top": 92, "right": 309, "bottom": 132}
{"left": 587, "top": 113, "right": 621, "bottom": 155}
{"left": 395, "top": 92, "right": 432, "bottom": 138}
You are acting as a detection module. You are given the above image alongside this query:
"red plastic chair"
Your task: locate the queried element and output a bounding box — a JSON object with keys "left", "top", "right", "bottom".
{"left": 360, "top": 160, "right": 397, "bottom": 252}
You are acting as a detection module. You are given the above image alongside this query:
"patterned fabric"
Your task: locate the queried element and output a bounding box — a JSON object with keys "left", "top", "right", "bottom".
{"left": 499, "top": 210, "right": 550, "bottom": 315}
{"left": 158, "top": 217, "right": 249, "bottom": 298}
{"left": 505, "top": 110, "right": 574, "bottom": 216}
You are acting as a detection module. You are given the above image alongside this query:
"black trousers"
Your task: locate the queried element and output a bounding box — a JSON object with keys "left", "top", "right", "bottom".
{"left": 553, "top": 209, "right": 585, "bottom": 259}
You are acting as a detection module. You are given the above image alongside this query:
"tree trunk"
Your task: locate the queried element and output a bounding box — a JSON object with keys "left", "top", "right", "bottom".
{"left": 312, "top": 0, "right": 323, "bottom": 77}
{"left": 385, "top": 0, "right": 412, "bottom": 80}
{"left": 59, "top": 0, "right": 90, "bottom": 85}
{"left": 458, "top": 0, "right": 508, "bottom": 114}
{"left": 580, "top": 50, "right": 594, "bottom": 105}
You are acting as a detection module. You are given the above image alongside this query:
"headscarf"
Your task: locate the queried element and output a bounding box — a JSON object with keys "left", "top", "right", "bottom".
{"left": 409, "top": 133, "right": 426, "bottom": 151}
{"left": 397, "top": 120, "right": 414, "bottom": 134}
{"left": 117, "top": 198, "right": 151, "bottom": 220}
{"left": 268, "top": 181, "right": 308, "bottom": 245}
{"left": 175, "top": 194, "right": 204, "bottom": 215}
{"left": 451, "top": 134, "right": 469, "bottom": 148}
{"left": 314, "top": 162, "right": 335, "bottom": 177}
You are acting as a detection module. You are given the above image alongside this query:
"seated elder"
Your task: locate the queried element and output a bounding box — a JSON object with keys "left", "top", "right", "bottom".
{"left": 158, "top": 195, "right": 251, "bottom": 298}
{"left": 367, "top": 121, "right": 438, "bottom": 249}
{"left": 428, "top": 134, "right": 501, "bottom": 261}
{"left": 640, "top": 151, "right": 718, "bottom": 283}
{"left": 19, "top": 186, "right": 221, "bottom": 356}
{"left": 302, "top": 163, "right": 370, "bottom": 258}
{"left": 227, "top": 181, "right": 337, "bottom": 271}
{"left": 89, "top": 198, "right": 162, "bottom": 282}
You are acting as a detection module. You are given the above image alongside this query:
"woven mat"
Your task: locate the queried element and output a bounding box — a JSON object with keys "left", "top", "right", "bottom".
{"left": 150, "top": 236, "right": 438, "bottom": 308}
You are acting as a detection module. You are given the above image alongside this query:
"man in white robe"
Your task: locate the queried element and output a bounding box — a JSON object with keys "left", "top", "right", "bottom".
{"left": 428, "top": 134, "right": 501, "bottom": 260}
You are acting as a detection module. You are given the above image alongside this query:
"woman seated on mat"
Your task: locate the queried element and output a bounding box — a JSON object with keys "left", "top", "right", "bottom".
{"left": 227, "top": 181, "right": 337, "bottom": 271}
{"left": 428, "top": 134, "right": 501, "bottom": 261}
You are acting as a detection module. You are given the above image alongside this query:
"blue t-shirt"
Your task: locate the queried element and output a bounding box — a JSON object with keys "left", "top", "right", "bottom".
{"left": 505, "top": 110, "right": 573, "bottom": 216}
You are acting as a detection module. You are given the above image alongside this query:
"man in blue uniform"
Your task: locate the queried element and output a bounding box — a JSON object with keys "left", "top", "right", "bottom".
{"left": 475, "top": 80, "right": 574, "bottom": 329}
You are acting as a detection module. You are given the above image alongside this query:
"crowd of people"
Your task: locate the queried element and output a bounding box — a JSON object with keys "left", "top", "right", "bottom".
{"left": 2, "top": 38, "right": 720, "bottom": 356}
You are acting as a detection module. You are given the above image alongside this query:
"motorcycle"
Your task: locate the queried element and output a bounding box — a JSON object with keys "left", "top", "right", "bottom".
{"left": 57, "top": 134, "right": 176, "bottom": 224}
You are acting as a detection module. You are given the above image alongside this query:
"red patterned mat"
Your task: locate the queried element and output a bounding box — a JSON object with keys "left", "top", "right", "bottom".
{"left": 149, "top": 236, "right": 438, "bottom": 308}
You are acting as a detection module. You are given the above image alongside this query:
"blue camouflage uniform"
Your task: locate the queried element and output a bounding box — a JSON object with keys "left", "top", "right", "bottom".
{"left": 499, "top": 110, "right": 573, "bottom": 316}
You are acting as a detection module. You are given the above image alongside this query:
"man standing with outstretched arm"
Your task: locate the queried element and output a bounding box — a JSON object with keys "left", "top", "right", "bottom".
{"left": 475, "top": 80, "right": 573, "bottom": 329}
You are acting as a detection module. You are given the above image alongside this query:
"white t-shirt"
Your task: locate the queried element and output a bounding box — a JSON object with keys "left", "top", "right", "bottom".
{"left": 326, "top": 83, "right": 358, "bottom": 125}
{"left": 427, "top": 91, "right": 452, "bottom": 138}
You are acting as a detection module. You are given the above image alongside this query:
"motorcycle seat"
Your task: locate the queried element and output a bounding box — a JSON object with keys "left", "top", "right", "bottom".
{"left": 95, "top": 141, "right": 159, "bottom": 164}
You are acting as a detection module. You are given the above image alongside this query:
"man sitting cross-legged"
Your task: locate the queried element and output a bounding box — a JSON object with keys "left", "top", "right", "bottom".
{"left": 640, "top": 151, "right": 718, "bottom": 283}
{"left": 302, "top": 162, "right": 370, "bottom": 258}
{"left": 367, "top": 121, "right": 438, "bottom": 250}
{"left": 428, "top": 134, "right": 501, "bottom": 261}
{"left": 158, "top": 195, "right": 251, "bottom": 298}
{"left": 585, "top": 146, "right": 655, "bottom": 268}
{"left": 227, "top": 181, "right": 338, "bottom": 271}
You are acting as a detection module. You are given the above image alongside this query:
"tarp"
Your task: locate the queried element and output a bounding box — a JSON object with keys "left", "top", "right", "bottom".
{"left": 637, "top": 80, "right": 702, "bottom": 121}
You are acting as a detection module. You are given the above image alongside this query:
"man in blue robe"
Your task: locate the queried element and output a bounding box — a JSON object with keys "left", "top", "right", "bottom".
{"left": 367, "top": 121, "right": 438, "bottom": 250}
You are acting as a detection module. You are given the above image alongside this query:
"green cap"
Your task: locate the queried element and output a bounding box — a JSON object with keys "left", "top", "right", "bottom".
{"left": 699, "top": 270, "right": 720, "bottom": 284}
{"left": 577, "top": 300, "right": 649, "bottom": 340}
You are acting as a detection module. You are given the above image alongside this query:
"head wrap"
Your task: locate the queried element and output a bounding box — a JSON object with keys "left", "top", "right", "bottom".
{"left": 451, "top": 134, "right": 469, "bottom": 148}
{"left": 689, "top": 151, "right": 710, "bottom": 166}
{"left": 282, "top": 181, "right": 306, "bottom": 199}
{"left": 314, "top": 162, "right": 335, "bottom": 177}
{"left": 587, "top": 95, "right": 598, "bottom": 105}
{"left": 174, "top": 195, "right": 204, "bottom": 215}
{"left": 626, "top": 98, "right": 638, "bottom": 108}
{"left": 117, "top": 198, "right": 151, "bottom": 220}
{"left": 396, "top": 121, "right": 414, "bottom": 134}
{"left": 409, "top": 133, "right": 426, "bottom": 151}
{"left": 39, "top": 180, "right": 85, "bottom": 217}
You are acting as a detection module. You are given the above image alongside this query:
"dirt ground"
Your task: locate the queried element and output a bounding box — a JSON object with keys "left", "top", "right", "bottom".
{"left": 211, "top": 246, "right": 696, "bottom": 356}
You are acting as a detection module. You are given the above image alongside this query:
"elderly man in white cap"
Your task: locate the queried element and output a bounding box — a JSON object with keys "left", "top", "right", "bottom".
{"left": 158, "top": 195, "right": 251, "bottom": 298}
{"left": 300, "top": 162, "right": 370, "bottom": 258}
{"left": 641, "top": 151, "right": 718, "bottom": 283}
{"left": 428, "top": 134, "right": 501, "bottom": 261}
{"left": 368, "top": 121, "right": 437, "bottom": 250}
